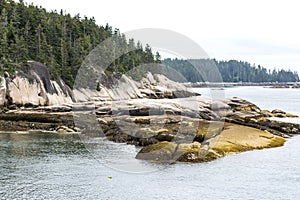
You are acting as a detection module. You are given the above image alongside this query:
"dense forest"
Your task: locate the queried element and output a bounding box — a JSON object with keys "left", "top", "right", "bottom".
{"left": 0, "top": 0, "right": 155, "bottom": 87}
{"left": 163, "top": 59, "right": 299, "bottom": 83}
{"left": 0, "top": 0, "right": 298, "bottom": 87}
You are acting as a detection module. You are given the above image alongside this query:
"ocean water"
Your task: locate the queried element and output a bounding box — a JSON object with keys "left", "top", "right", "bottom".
{"left": 1, "top": 86, "right": 300, "bottom": 200}
{"left": 193, "top": 86, "right": 300, "bottom": 124}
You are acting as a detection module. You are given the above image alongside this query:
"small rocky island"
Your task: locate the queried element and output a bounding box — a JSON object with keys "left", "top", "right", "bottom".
{"left": 1, "top": 62, "right": 299, "bottom": 163}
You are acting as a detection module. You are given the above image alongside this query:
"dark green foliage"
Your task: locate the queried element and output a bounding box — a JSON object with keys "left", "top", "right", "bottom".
{"left": 163, "top": 59, "right": 299, "bottom": 83}
{"left": 2, "top": 0, "right": 297, "bottom": 86}
{"left": 0, "top": 0, "right": 155, "bottom": 87}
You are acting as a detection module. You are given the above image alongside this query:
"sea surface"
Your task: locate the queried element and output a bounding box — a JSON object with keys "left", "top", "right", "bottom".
{"left": 1, "top": 86, "right": 300, "bottom": 200}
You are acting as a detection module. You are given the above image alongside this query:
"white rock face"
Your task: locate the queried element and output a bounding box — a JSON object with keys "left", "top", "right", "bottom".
{"left": 73, "top": 87, "right": 111, "bottom": 102}
{"left": 7, "top": 76, "right": 46, "bottom": 105}
{"left": 73, "top": 75, "right": 144, "bottom": 101}
{"left": 0, "top": 77, "right": 6, "bottom": 106}
{"left": 46, "top": 81, "right": 73, "bottom": 105}
{"left": 5, "top": 75, "right": 73, "bottom": 106}
{"left": 1, "top": 63, "right": 195, "bottom": 107}
{"left": 73, "top": 72, "right": 190, "bottom": 101}
{"left": 154, "top": 74, "right": 186, "bottom": 92}
{"left": 73, "top": 72, "right": 192, "bottom": 101}
{"left": 141, "top": 72, "right": 157, "bottom": 85}
{"left": 1, "top": 62, "right": 74, "bottom": 106}
{"left": 106, "top": 75, "right": 143, "bottom": 100}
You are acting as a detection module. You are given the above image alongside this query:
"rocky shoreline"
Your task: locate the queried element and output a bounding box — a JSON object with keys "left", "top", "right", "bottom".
{"left": 1, "top": 61, "right": 300, "bottom": 163}
{"left": 73, "top": 97, "right": 300, "bottom": 163}
{"left": 1, "top": 96, "right": 299, "bottom": 163}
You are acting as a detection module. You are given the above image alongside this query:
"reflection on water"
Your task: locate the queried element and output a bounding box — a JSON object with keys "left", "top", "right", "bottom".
{"left": 0, "top": 132, "right": 90, "bottom": 199}
{"left": 0, "top": 133, "right": 86, "bottom": 157}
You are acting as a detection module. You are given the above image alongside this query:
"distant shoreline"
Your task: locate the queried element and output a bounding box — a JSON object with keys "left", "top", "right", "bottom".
{"left": 184, "top": 82, "right": 300, "bottom": 88}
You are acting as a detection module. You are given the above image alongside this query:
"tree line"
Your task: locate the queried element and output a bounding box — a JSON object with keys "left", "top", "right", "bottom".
{"left": 0, "top": 0, "right": 155, "bottom": 87}
{"left": 1, "top": 0, "right": 298, "bottom": 87}
{"left": 163, "top": 58, "right": 299, "bottom": 83}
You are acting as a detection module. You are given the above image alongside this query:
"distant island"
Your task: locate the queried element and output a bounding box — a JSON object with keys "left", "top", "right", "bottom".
{"left": 163, "top": 59, "right": 299, "bottom": 83}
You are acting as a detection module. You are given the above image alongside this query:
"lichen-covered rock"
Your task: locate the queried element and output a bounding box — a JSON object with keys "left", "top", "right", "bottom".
{"left": 136, "top": 123, "right": 286, "bottom": 163}
{"left": 210, "top": 123, "right": 286, "bottom": 155}
{"left": 135, "top": 141, "right": 177, "bottom": 162}
{"left": 226, "top": 97, "right": 261, "bottom": 112}
{"left": 271, "top": 109, "right": 298, "bottom": 118}
{"left": 135, "top": 141, "right": 221, "bottom": 163}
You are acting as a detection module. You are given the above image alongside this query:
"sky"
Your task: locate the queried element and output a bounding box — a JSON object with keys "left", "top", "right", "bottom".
{"left": 21, "top": 0, "right": 300, "bottom": 72}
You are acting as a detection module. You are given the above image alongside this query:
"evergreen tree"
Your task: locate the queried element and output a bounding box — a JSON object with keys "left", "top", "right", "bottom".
{"left": 0, "top": 0, "right": 158, "bottom": 87}
{"left": 162, "top": 59, "right": 299, "bottom": 83}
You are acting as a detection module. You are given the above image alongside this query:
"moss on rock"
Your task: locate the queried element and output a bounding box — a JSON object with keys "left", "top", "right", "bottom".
{"left": 136, "top": 123, "right": 286, "bottom": 163}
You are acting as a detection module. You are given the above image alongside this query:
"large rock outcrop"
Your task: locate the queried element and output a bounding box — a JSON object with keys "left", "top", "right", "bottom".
{"left": 1, "top": 62, "right": 299, "bottom": 164}
{"left": 67, "top": 95, "right": 299, "bottom": 163}
{"left": 0, "top": 62, "right": 74, "bottom": 107}
{"left": 0, "top": 62, "right": 198, "bottom": 105}
{"left": 1, "top": 83, "right": 299, "bottom": 163}
{"left": 73, "top": 72, "right": 198, "bottom": 102}
{"left": 136, "top": 123, "right": 286, "bottom": 163}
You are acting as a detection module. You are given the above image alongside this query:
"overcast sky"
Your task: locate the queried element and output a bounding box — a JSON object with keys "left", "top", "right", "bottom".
{"left": 22, "top": 0, "right": 300, "bottom": 72}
